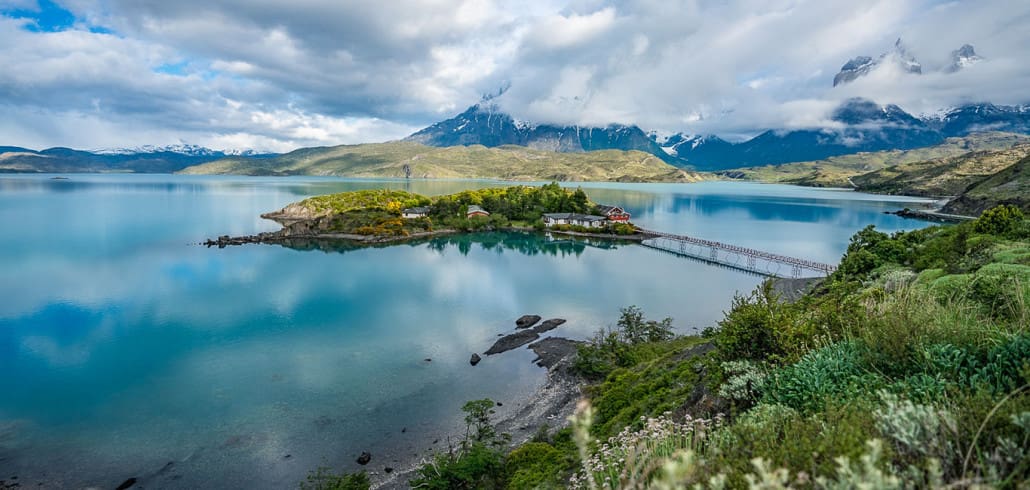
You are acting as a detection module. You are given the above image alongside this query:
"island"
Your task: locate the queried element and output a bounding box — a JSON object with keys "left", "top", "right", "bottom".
{"left": 205, "top": 183, "right": 644, "bottom": 247}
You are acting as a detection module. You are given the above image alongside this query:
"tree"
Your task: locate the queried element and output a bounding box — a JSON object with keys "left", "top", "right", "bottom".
{"left": 462, "top": 398, "right": 497, "bottom": 444}
{"left": 617, "top": 305, "right": 675, "bottom": 344}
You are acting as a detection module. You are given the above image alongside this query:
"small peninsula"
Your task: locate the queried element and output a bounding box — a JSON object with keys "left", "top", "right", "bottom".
{"left": 206, "top": 183, "right": 644, "bottom": 247}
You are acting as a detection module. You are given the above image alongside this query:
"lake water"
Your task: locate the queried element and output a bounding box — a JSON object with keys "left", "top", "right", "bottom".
{"left": 0, "top": 175, "right": 934, "bottom": 488}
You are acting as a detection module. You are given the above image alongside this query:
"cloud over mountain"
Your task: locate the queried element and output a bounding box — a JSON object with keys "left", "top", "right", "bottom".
{"left": 0, "top": 0, "right": 1028, "bottom": 151}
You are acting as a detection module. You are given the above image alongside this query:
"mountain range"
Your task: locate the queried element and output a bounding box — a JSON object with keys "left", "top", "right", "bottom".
{"left": 405, "top": 99, "right": 1030, "bottom": 171}
{"left": 832, "top": 40, "right": 982, "bottom": 87}
{"left": 0, "top": 144, "right": 274, "bottom": 173}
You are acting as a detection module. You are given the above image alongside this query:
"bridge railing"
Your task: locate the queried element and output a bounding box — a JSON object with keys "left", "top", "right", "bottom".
{"left": 638, "top": 228, "right": 837, "bottom": 275}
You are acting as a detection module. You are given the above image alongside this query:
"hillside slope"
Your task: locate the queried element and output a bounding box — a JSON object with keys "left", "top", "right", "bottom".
{"left": 721, "top": 132, "right": 1030, "bottom": 187}
{"left": 0, "top": 146, "right": 273, "bottom": 173}
{"left": 851, "top": 142, "right": 1030, "bottom": 196}
{"left": 180, "top": 141, "right": 704, "bottom": 182}
{"left": 942, "top": 155, "right": 1030, "bottom": 215}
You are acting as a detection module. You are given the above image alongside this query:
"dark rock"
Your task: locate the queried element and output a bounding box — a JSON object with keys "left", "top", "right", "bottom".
{"left": 484, "top": 330, "right": 540, "bottom": 355}
{"left": 470, "top": 353, "right": 482, "bottom": 366}
{"left": 496, "top": 402, "right": 502, "bottom": 406}
{"left": 384, "top": 467, "right": 393, "bottom": 473}
{"left": 531, "top": 318, "right": 566, "bottom": 334}
{"left": 116, "top": 478, "right": 138, "bottom": 490}
{"left": 671, "top": 342, "right": 716, "bottom": 362}
{"left": 356, "top": 452, "right": 372, "bottom": 465}
{"left": 528, "top": 337, "right": 583, "bottom": 368}
{"left": 515, "top": 315, "right": 542, "bottom": 329}
{"left": 768, "top": 277, "right": 823, "bottom": 303}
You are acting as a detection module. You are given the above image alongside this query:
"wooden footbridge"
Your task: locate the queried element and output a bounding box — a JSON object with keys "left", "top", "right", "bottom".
{"left": 638, "top": 229, "right": 837, "bottom": 278}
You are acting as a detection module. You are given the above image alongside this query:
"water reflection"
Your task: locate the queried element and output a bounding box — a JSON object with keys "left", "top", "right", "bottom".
{"left": 0, "top": 174, "right": 937, "bottom": 489}
{"left": 275, "top": 231, "right": 627, "bottom": 258}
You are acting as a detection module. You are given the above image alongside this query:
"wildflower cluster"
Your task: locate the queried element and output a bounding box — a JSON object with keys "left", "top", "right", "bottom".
{"left": 569, "top": 407, "right": 722, "bottom": 489}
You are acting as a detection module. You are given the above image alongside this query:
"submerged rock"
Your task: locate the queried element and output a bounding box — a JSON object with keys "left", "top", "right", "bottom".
{"left": 515, "top": 315, "right": 542, "bottom": 329}
{"left": 116, "top": 478, "right": 138, "bottom": 490}
{"left": 531, "top": 318, "right": 566, "bottom": 334}
{"left": 356, "top": 452, "right": 372, "bottom": 465}
{"left": 484, "top": 330, "right": 540, "bottom": 355}
{"left": 470, "top": 353, "right": 482, "bottom": 366}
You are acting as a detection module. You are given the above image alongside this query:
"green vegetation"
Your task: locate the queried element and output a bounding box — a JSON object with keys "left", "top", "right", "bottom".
{"left": 572, "top": 206, "right": 1030, "bottom": 488}
{"left": 270, "top": 183, "right": 641, "bottom": 239}
{"left": 179, "top": 141, "right": 705, "bottom": 183}
{"left": 300, "top": 468, "right": 370, "bottom": 490}
{"left": 724, "top": 132, "right": 1030, "bottom": 187}
{"left": 409, "top": 399, "right": 578, "bottom": 489}
{"left": 297, "top": 189, "right": 430, "bottom": 215}
{"left": 396, "top": 204, "right": 1030, "bottom": 489}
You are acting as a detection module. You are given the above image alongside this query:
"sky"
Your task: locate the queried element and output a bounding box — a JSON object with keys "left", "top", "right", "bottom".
{"left": 1, "top": 0, "right": 1028, "bottom": 152}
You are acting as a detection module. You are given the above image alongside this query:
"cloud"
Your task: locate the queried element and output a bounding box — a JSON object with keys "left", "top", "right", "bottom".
{"left": 0, "top": 0, "right": 1028, "bottom": 150}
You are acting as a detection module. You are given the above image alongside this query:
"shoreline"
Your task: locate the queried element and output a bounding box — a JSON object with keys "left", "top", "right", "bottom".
{"left": 202, "top": 226, "right": 652, "bottom": 248}
{"left": 372, "top": 337, "right": 584, "bottom": 490}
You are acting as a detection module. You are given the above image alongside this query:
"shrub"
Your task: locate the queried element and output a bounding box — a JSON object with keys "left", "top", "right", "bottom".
{"left": 410, "top": 443, "right": 506, "bottom": 489}
{"left": 717, "top": 360, "right": 767, "bottom": 405}
{"left": 300, "top": 468, "right": 370, "bottom": 490}
{"left": 618, "top": 306, "right": 675, "bottom": 344}
{"left": 764, "top": 342, "right": 881, "bottom": 412}
{"left": 505, "top": 442, "right": 567, "bottom": 489}
{"left": 712, "top": 283, "right": 788, "bottom": 362}
{"left": 974, "top": 204, "right": 1025, "bottom": 237}
{"left": 873, "top": 392, "right": 957, "bottom": 466}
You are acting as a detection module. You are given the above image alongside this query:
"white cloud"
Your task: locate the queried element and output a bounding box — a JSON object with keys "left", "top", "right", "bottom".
{"left": 0, "top": 0, "right": 1028, "bottom": 150}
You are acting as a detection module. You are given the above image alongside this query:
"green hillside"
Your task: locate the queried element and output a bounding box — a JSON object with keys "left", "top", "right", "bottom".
{"left": 943, "top": 155, "right": 1030, "bottom": 215}
{"left": 852, "top": 143, "right": 1030, "bottom": 196}
{"left": 179, "top": 141, "right": 704, "bottom": 183}
{"left": 723, "top": 132, "right": 1030, "bottom": 187}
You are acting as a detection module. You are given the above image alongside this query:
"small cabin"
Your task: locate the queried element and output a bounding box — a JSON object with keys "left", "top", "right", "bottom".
{"left": 542, "top": 213, "right": 607, "bottom": 228}
{"left": 595, "top": 204, "right": 631, "bottom": 222}
{"left": 402, "top": 206, "right": 430, "bottom": 219}
{"left": 466, "top": 205, "right": 490, "bottom": 218}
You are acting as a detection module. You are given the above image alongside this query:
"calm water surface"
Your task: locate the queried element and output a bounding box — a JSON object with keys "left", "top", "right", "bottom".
{"left": 0, "top": 175, "right": 934, "bottom": 488}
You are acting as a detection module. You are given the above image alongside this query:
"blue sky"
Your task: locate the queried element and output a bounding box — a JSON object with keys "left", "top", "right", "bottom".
{"left": 0, "top": 0, "right": 1028, "bottom": 152}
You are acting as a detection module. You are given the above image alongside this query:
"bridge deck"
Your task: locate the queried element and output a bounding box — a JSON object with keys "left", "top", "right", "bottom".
{"left": 638, "top": 228, "right": 837, "bottom": 278}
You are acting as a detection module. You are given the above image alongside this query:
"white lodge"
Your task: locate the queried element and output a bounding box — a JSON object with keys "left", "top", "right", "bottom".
{"left": 542, "top": 213, "right": 608, "bottom": 228}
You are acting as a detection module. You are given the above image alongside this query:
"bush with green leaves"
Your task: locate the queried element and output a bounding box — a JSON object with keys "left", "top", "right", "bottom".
{"left": 573, "top": 306, "right": 678, "bottom": 379}
{"left": 709, "top": 282, "right": 789, "bottom": 362}
{"left": 717, "top": 360, "right": 767, "bottom": 405}
{"left": 974, "top": 204, "right": 1026, "bottom": 237}
{"left": 299, "top": 468, "right": 370, "bottom": 490}
{"left": 763, "top": 341, "right": 881, "bottom": 412}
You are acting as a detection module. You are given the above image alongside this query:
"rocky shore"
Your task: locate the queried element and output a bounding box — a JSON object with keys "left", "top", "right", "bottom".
{"left": 372, "top": 320, "right": 585, "bottom": 490}
{"left": 885, "top": 207, "right": 973, "bottom": 223}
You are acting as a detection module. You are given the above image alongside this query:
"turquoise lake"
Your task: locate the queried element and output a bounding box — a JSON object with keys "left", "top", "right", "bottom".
{"left": 0, "top": 175, "right": 935, "bottom": 488}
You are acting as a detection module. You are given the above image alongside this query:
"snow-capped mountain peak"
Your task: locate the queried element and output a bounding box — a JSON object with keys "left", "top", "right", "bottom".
{"left": 946, "top": 44, "right": 984, "bottom": 73}
{"left": 91, "top": 143, "right": 262, "bottom": 157}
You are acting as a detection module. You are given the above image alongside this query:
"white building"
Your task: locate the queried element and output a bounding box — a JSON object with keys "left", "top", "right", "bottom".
{"left": 402, "top": 206, "right": 430, "bottom": 219}
{"left": 542, "top": 213, "right": 607, "bottom": 228}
